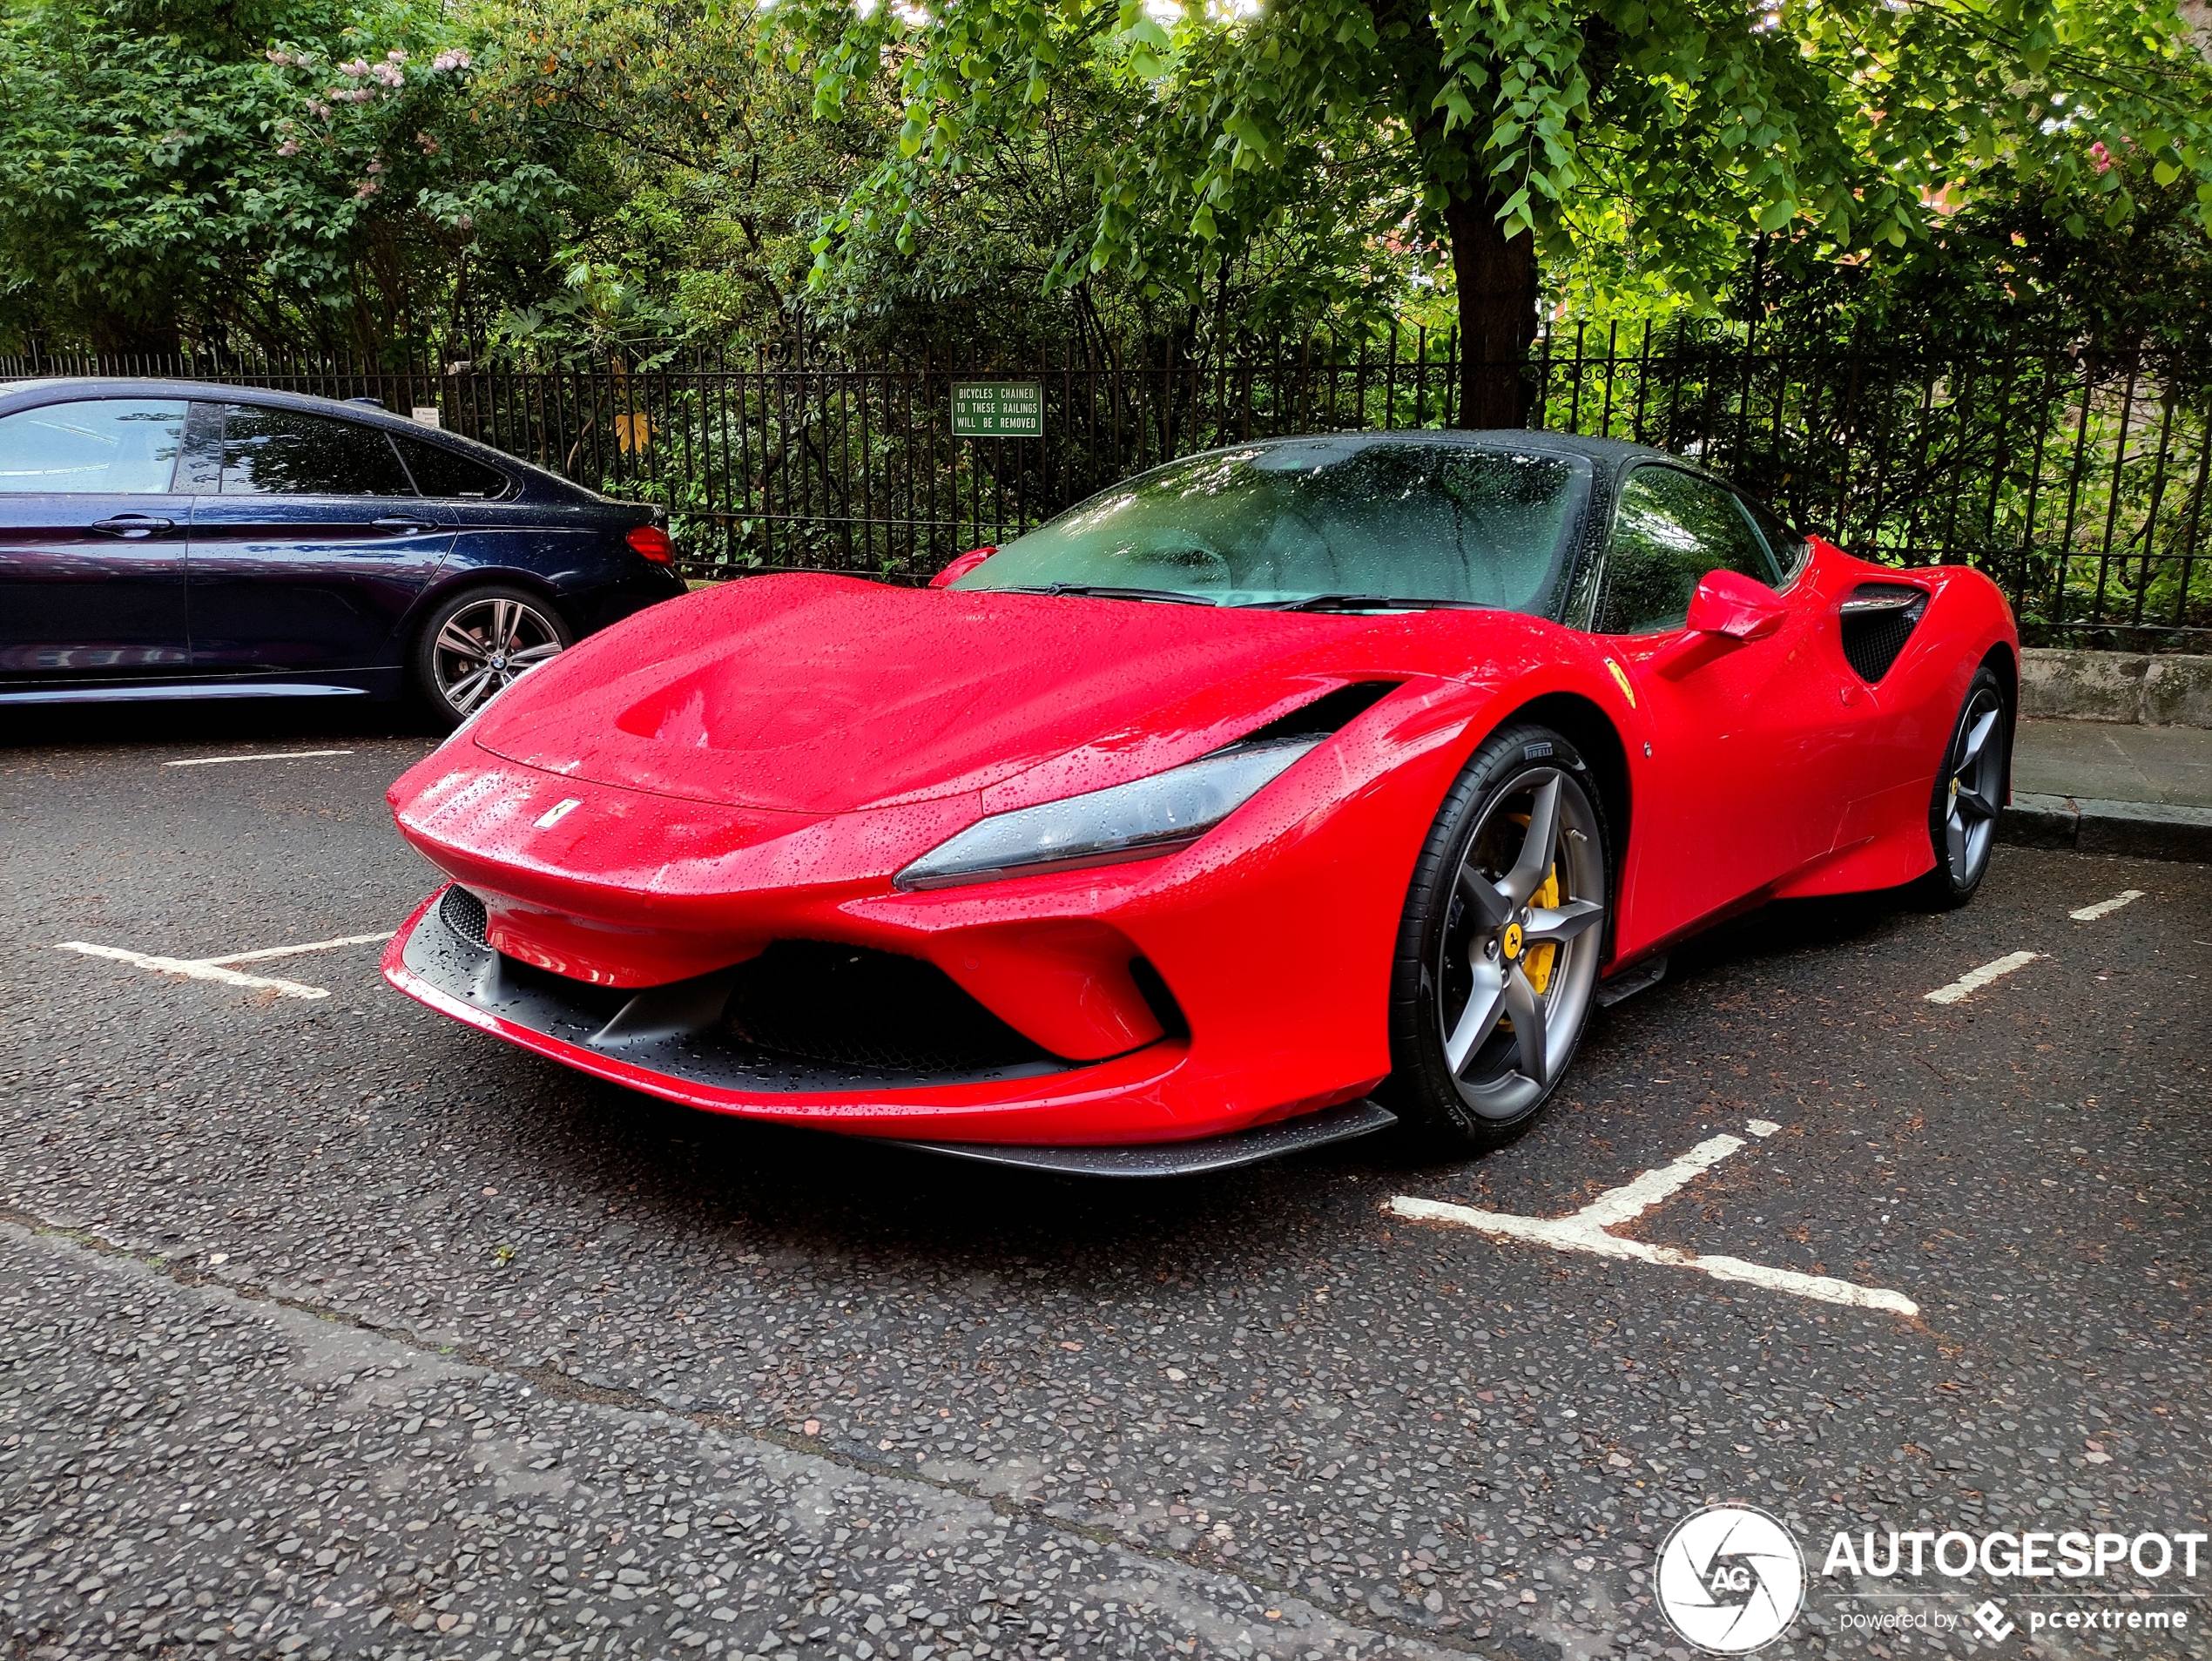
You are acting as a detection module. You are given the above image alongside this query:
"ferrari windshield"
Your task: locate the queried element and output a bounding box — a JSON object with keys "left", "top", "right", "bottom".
{"left": 952, "top": 437, "right": 1590, "bottom": 614}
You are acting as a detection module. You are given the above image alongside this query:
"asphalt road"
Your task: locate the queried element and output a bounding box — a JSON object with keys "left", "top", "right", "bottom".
{"left": 3, "top": 705, "right": 2207, "bottom": 1661}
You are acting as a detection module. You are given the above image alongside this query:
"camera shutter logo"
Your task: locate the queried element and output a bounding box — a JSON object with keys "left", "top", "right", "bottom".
{"left": 1655, "top": 1504, "right": 1806, "bottom": 1653}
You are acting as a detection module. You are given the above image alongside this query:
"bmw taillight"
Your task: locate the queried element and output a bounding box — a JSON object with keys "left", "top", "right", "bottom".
{"left": 626, "top": 524, "right": 674, "bottom": 564}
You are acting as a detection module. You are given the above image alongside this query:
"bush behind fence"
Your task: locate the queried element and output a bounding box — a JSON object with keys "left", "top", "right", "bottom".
{"left": 8, "top": 325, "right": 2208, "bottom": 648}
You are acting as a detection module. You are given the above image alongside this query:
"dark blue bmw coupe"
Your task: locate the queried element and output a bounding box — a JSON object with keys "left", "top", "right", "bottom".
{"left": 0, "top": 379, "right": 688, "bottom": 725}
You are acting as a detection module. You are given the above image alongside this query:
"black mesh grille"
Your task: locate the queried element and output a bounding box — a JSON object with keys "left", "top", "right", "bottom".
{"left": 440, "top": 884, "right": 489, "bottom": 949}
{"left": 724, "top": 941, "right": 1056, "bottom": 1074}
{"left": 1839, "top": 586, "right": 1927, "bottom": 683}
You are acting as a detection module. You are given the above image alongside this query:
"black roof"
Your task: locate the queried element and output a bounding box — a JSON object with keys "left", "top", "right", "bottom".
{"left": 1154, "top": 426, "right": 1699, "bottom": 480}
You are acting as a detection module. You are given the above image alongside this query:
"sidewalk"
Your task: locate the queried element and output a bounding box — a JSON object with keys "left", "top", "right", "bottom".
{"left": 2002, "top": 718, "right": 2212, "bottom": 861}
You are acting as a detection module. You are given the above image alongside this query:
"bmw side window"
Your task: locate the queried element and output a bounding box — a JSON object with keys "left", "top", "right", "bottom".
{"left": 0, "top": 400, "right": 187, "bottom": 493}
{"left": 216, "top": 404, "right": 416, "bottom": 496}
{"left": 1596, "top": 466, "right": 1781, "bottom": 634}
{"left": 391, "top": 430, "right": 511, "bottom": 500}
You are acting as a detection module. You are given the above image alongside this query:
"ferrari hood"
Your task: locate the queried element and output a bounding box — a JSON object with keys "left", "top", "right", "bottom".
{"left": 470, "top": 574, "right": 1402, "bottom": 814}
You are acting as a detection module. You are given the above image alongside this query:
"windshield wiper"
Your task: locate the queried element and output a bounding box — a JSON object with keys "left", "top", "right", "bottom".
{"left": 995, "top": 584, "right": 1219, "bottom": 606}
{"left": 1245, "top": 593, "right": 1493, "bottom": 613}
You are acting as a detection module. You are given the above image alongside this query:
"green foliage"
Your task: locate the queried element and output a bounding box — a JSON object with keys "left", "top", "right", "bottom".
{"left": 8, "top": 0, "right": 2209, "bottom": 367}
{"left": 1741, "top": 139, "right": 2212, "bottom": 361}
{"left": 771, "top": 0, "right": 2212, "bottom": 337}
{"left": 0, "top": 0, "right": 579, "bottom": 354}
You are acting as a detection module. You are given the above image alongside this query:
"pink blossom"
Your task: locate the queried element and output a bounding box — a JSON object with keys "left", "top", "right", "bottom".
{"left": 431, "top": 48, "right": 472, "bottom": 71}
{"left": 266, "top": 48, "right": 291, "bottom": 64}
{"left": 385, "top": 48, "right": 408, "bottom": 62}
{"left": 2091, "top": 141, "right": 2113, "bottom": 174}
{"left": 355, "top": 178, "right": 381, "bottom": 199}
{"left": 307, "top": 98, "right": 332, "bottom": 118}
{"left": 276, "top": 138, "right": 300, "bottom": 156}
{"left": 455, "top": 213, "right": 474, "bottom": 231}
{"left": 417, "top": 131, "right": 442, "bottom": 154}
{"left": 367, "top": 157, "right": 386, "bottom": 173}
{"left": 338, "top": 57, "right": 368, "bottom": 77}
{"left": 370, "top": 60, "right": 404, "bottom": 86}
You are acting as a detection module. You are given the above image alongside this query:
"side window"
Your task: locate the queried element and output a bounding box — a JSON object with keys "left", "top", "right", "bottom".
{"left": 0, "top": 400, "right": 187, "bottom": 494}
{"left": 392, "top": 430, "right": 511, "bottom": 500}
{"left": 217, "top": 404, "right": 415, "bottom": 496}
{"left": 1740, "top": 491, "right": 1811, "bottom": 583}
{"left": 1596, "top": 465, "right": 1780, "bottom": 634}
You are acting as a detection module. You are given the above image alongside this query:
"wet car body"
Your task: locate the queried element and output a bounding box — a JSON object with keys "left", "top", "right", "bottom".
{"left": 381, "top": 431, "right": 2019, "bottom": 1167}
{"left": 0, "top": 378, "right": 685, "bottom": 709}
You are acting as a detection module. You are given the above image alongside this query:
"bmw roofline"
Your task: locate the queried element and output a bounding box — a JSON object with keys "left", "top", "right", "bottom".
{"left": 0, "top": 375, "right": 604, "bottom": 507}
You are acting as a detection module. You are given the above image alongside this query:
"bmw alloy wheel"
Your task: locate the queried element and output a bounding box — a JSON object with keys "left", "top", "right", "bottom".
{"left": 432, "top": 595, "right": 565, "bottom": 719}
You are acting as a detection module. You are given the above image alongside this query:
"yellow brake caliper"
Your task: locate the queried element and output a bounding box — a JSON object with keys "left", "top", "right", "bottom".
{"left": 1500, "top": 812, "right": 1561, "bottom": 1001}
{"left": 1524, "top": 864, "right": 1560, "bottom": 994}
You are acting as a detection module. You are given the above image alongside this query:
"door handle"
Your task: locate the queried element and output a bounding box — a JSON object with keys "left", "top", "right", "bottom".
{"left": 373, "top": 516, "right": 441, "bottom": 534}
{"left": 90, "top": 515, "right": 175, "bottom": 538}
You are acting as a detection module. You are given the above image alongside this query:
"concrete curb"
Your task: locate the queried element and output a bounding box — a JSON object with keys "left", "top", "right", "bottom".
{"left": 2000, "top": 793, "right": 2212, "bottom": 862}
{"left": 2021, "top": 649, "right": 2212, "bottom": 727}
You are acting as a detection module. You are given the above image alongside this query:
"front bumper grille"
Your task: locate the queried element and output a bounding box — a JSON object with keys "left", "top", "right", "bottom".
{"left": 725, "top": 941, "right": 1053, "bottom": 1075}
{"left": 401, "top": 887, "right": 1074, "bottom": 1092}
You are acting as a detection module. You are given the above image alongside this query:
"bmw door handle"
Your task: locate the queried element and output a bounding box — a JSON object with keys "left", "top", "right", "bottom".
{"left": 90, "top": 515, "right": 176, "bottom": 539}
{"left": 373, "top": 515, "right": 442, "bottom": 535}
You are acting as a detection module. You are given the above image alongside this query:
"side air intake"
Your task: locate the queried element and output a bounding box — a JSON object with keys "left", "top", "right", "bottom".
{"left": 1838, "top": 584, "right": 1928, "bottom": 683}
{"left": 440, "top": 883, "right": 490, "bottom": 949}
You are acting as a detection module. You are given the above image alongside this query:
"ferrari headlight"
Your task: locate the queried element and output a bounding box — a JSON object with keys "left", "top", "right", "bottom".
{"left": 894, "top": 737, "right": 1322, "bottom": 891}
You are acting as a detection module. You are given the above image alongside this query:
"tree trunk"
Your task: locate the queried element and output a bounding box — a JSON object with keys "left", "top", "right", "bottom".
{"left": 1444, "top": 190, "right": 1540, "bottom": 429}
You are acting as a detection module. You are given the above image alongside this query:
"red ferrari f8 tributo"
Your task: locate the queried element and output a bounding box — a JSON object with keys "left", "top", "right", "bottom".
{"left": 383, "top": 432, "right": 2018, "bottom": 1172}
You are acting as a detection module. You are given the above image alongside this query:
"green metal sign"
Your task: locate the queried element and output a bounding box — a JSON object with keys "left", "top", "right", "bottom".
{"left": 951, "top": 381, "right": 1043, "bottom": 438}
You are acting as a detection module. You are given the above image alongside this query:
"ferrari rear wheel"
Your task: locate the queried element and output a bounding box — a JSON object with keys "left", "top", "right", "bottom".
{"left": 1385, "top": 723, "right": 1610, "bottom": 1151}
{"left": 1916, "top": 665, "right": 2007, "bottom": 908}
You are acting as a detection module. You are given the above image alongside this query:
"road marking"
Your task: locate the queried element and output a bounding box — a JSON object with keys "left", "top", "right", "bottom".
{"left": 55, "top": 942, "right": 330, "bottom": 1000}
{"left": 1387, "top": 1120, "right": 1918, "bottom": 1317}
{"left": 164, "top": 749, "right": 354, "bottom": 767}
{"left": 51, "top": 929, "right": 394, "bottom": 1000}
{"left": 1923, "top": 949, "right": 2043, "bottom": 1005}
{"left": 201, "top": 931, "right": 394, "bottom": 966}
{"left": 2070, "top": 888, "right": 2146, "bottom": 922}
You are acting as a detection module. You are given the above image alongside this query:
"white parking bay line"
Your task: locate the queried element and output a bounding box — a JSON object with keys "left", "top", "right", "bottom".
{"left": 2071, "top": 888, "right": 2146, "bottom": 922}
{"left": 164, "top": 749, "right": 354, "bottom": 767}
{"left": 1387, "top": 1120, "right": 1919, "bottom": 1318}
{"left": 51, "top": 928, "right": 395, "bottom": 999}
{"left": 1923, "top": 949, "right": 2043, "bottom": 1005}
{"left": 202, "top": 931, "right": 394, "bottom": 966}
{"left": 55, "top": 942, "right": 330, "bottom": 1000}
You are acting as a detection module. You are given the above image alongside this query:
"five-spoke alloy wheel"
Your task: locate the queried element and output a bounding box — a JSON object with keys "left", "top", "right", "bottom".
{"left": 1919, "top": 664, "right": 2008, "bottom": 908}
{"left": 412, "top": 584, "right": 573, "bottom": 727}
{"left": 1386, "top": 723, "right": 1611, "bottom": 1149}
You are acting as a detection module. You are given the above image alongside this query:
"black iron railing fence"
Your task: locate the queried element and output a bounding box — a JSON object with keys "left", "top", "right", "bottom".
{"left": 7, "top": 326, "right": 2208, "bottom": 647}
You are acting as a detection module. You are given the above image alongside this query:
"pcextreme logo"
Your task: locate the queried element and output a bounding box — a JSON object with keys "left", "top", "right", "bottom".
{"left": 1656, "top": 1504, "right": 1808, "bottom": 1654}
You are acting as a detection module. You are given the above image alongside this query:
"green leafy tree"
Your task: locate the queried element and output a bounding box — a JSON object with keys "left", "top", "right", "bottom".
{"left": 773, "top": 0, "right": 2212, "bottom": 425}
{"left": 0, "top": 0, "right": 580, "bottom": 355}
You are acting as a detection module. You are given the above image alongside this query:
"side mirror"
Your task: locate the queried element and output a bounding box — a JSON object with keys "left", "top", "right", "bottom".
{"left": 1685, "top": 568, "right": 1787, "bottom": 641}
{"left": 929, "top": 546, "right": 997, "bottom": 589}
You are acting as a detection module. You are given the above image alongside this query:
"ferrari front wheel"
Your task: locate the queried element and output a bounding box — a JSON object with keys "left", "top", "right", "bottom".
{"left": 1385, "top": 723, "right": 1610, "bottom": 1152}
